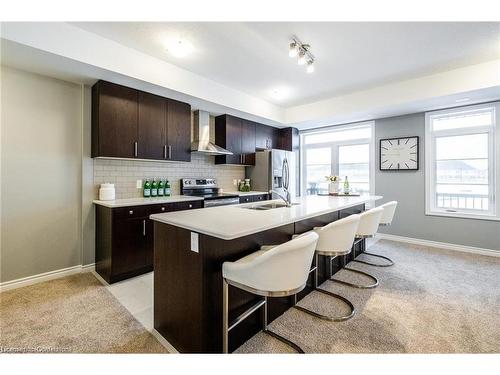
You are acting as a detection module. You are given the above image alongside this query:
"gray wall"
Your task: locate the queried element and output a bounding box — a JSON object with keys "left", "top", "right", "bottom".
{"left": 374, "top": 113, "right": 500, "bottom": 251}
{"left": 1, "top": 66, "right": 83, "bottom": 282}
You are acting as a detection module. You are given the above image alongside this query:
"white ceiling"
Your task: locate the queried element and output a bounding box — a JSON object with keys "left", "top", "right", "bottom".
{"left": 71, "top": 22, "right": 500, "bottom": 107}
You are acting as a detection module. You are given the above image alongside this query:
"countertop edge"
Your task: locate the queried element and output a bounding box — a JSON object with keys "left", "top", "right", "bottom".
{"left": 93, "top": 196, "right": 205, "bottom": 208}
{"left": 150, "top": 196, "right": 383, "bottom": 240}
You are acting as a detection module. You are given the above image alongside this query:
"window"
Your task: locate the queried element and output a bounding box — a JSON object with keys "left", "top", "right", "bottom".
{"left": 301, "top": 122, "right": 374, "bottom": 196}
{"left": 425, "top": 103, "right": 500, "bottom": 221}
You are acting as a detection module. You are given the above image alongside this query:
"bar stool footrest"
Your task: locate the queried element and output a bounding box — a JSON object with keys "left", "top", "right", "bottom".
{"left": 293, "top": 288, "right": 355, "bottom": 322}
{"left": 330, "top": 267, "right": 379, "bottom": 289}
{"left": 353, "top": 252, "right": 394, "bottom": 267}
{"left": 263, "top": 329, "right": 305, "bottom": 353}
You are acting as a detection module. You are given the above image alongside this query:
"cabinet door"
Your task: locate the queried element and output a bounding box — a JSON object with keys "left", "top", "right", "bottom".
{"left": 112, "top": 216, "right": 148, "bottom": 277}
{"left": 94, "top": 81, "right": 138, "bottom": 158}
{"left": 255, "top": 124, "right": 278, "bottom": 150}
{"left": 166, "top": 99, "right": 191, "bottom": 162}
{"left": 215, "top": 115, "right": 242, "bottom": 164}
{"left": 241, "top": 120, "right": 256, "bottom": 165}
{"left": 138, "top": 91, "right": 166, "bottom": 160}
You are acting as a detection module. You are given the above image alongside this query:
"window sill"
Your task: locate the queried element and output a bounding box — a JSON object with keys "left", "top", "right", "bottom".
{"left": 425, "top": 210, "right": 500, "bottom": 222}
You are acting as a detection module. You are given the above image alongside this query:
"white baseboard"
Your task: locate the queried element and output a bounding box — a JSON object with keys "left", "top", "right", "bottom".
{"left": 0, "top": 263, "right": 96, "bottom": 293}
{"left": 377, "top": 233, "right": 500, "bottom": 258}
{"left": 151, "top": 328, "right": 179, "bottom": 353}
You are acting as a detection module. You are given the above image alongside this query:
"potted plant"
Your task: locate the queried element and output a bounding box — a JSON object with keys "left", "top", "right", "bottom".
{"left": 325, "top": 175, "right": 340, "bottom": 194}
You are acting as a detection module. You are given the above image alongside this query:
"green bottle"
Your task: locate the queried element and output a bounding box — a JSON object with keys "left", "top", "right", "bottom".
{"left": 158, "top": 179, "right": 165, "bottom": 196}
{"left": 343, "top": 176, "right": 349, "bottom": 194}
{"left": 151, "top": 179, "right": 158, "bottom": 197}
{"left": 143, "top": 180, "right": 151, "bottom": 197}
{"left": 165, "top": 180, "right": 171, "bottom": 197}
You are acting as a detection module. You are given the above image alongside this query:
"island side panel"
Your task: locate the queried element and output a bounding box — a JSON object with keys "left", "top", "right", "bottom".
{"left": 200, "top": 224, "right": 295, "bottom": 353}
{"left": 154, "top": 222, "right": 204, "bottom": 353}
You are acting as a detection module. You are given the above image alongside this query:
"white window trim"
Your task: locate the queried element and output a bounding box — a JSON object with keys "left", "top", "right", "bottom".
{"left": 425, "top": 102, "right": 500, "bottom": 222}
{"left": 300, "top": 121, "right": 375, "bottom": 197}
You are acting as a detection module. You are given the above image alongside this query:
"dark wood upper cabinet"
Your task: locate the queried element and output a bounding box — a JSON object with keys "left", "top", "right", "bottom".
{"left": 278, "top": 127, "right": 300, "bottom": 152}
{"left": 255, "top": 124, "right": 279, "bottom": 150}
{"left": 215, "top": 115, "right": 255, "bottom": 165}
{"left": 137, "top": 91, "right": 166, "bottom": 160}
{"left": 92, "top": 80, "right": 191, "bottom": 162}
{"left": 166, "top": 99, "right": 192, "bottom": 162}
{"left": 92, "top": 81, "right": 138, "bottom": 158}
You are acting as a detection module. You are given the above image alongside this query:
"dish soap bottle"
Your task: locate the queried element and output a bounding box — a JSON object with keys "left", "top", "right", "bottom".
{"left": 158, "top": 179, "right": 165, "bottom": 196}
{"left": 343, "top": 176, "right": 350, "bottom": 194}
{"left": 151, "top": 179, "right": 158, "bottom": 197}
{"left": 143, "top": 180, "right": 151, "bottom": 198}
{"left": 165, "top": 180, "right": 171, "bottom": 197}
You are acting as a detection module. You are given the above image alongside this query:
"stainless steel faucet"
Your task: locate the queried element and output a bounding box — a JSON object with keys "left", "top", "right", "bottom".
{"left": 270, "top": 157, "right": 293, "bottom": 207}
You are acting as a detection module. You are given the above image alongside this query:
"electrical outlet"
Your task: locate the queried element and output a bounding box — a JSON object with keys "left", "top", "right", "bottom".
{"left": 136, "top": 179, "right": 143, "bottom": 189}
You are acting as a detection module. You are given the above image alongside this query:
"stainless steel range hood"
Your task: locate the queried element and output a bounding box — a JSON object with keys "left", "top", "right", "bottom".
{"left": 191, "top": 110, "right": 233, "bottom": 155}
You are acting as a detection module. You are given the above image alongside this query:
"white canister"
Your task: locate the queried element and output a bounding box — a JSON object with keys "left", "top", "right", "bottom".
{"left": 99, "top": 183, "right": 116, "bottom": 201}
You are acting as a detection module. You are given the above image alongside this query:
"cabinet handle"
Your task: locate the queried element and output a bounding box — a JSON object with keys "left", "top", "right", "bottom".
{"left": 134, "top": 142, "right": 138, "bottom": 157}
{"left": 163, "top": 145, "right": 167, "bottom": 159}
{"left": 129, "top": 210, "right": 134, "bottom": 215}
{"left": 243, "top": 155, "right": 246, "bottom": 164}
{"left": 143, "top": 219, "right": 146, "bottom": 236}
{"left": 168, "top": 145, "right": 172, "bottom": 159}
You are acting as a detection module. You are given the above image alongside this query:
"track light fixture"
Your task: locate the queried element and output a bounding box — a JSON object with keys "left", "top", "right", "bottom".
{"left": 289, "top": 36, "right": 315, "bottom": 73}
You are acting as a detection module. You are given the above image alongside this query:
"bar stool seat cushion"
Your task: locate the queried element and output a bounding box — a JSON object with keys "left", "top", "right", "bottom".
{"left": 223, "top": 232, "right": 318, "bottom": 294}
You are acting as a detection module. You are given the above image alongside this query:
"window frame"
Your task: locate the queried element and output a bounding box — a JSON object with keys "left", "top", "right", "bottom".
{"left": 300, "top": 121, "right": 375, "bottom": 196}
{"left": 425, "top": 102, "right": 500, "bottom": 221}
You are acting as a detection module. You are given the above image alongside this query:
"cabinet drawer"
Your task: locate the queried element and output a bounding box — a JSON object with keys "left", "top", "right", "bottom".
{"left": 113, "top": 206, "right": 149, "bottom": 219}
{"left": 172, "top": 200, "right": 203, "bottom": 211}
{"left": 239, "top": 196, "right": 253, "bottom": 204}
{"left": 253, "top": 194, "right": 269, "bottom": 202}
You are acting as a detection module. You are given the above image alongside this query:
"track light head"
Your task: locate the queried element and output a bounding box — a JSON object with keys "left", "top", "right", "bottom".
{"left": 289, "top": 42, "right": 298, "bottom": 57}
{"left": 297, "top": 50, "right": 306, "bottom": 65}
{"left": 307, "top": 60, "right": 315, "bottom": 73}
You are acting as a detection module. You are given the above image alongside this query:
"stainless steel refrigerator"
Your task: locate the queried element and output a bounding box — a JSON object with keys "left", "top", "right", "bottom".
{"left": 246, "top": 149, "right": 299, "bottom": 199}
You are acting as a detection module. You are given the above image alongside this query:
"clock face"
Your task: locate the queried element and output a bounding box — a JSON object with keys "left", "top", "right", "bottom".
{"left": 380, "top": 137, "right": 419, "bottom": 170}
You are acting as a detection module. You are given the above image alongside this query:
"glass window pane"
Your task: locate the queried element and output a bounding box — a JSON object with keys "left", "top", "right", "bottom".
{"left": 305, "top": 165, "right": 330, "bottom": 195}
{"left": 436, "top": 159, "right": 488, "bottom": 184}
{"left": 435, "top": 134, "right": 488, "bottom": 160}
{"left": 435, "top": 184, "right": 489, "bottom": 211}
{"left": 339, "top": 144, "right": 369, "bottom": 163}
{"left": 432, "top": 111, "right": 492, "bottom": 131}
{"left": 306, "top": 147, "right": 331, "bottom": 164}
{"left": 304, "top": 127, "right": 371, "bottom": 145}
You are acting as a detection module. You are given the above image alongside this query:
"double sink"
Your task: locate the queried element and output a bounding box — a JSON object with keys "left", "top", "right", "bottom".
{"left": 241, "top": 202, "right": 300, "bottom": 210}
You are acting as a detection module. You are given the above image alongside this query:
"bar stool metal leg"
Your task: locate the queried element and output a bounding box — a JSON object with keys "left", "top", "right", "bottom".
{"left": 222, "top": 278, "right": 305, "bottom": 354}
{"left": 330, "top": 243, "right": 379, "bottom": 289}
{"left": 293, "top": 253, "right": 356, "bottom": 322}
{"left": 352, "top": 235, "right": 394, "bottom": 267}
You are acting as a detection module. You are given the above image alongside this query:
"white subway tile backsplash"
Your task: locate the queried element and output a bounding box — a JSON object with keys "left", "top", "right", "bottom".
{"left": 93, "top": 154, "right": 244, "bottom": 199}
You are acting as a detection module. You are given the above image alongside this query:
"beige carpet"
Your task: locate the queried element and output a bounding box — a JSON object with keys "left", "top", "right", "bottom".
{"left": 236, "top": 240, "right": 500, "bottom": 353}
{"left": 0, "top": 273, "right": 167, "bottom": 353}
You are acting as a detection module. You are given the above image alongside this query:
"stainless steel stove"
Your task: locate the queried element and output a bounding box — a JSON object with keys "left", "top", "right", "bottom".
{"left": 181, "top": 178, "right": 240, "bottom": 208}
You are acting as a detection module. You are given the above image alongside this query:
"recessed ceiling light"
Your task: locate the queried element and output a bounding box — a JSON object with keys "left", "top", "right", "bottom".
{"left": 165, "top": 38, "right": 194, "bottom": 58}
{"left": 455, "top": 98, "right": 470, "bottom": 103}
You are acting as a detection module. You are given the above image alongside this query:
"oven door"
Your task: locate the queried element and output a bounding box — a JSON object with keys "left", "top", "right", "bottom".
{"left": 203, "top": 197, "right": 240, "bottom": 208}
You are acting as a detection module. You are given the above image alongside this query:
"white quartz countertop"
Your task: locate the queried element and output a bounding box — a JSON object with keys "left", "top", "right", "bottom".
{"left": 224, "top": 191, "right": 269, "bottom": 196}
{"left": 150, "top": 195, "right": 382, "bottom": 240}
{"left": 93, "top": 195, "right": 204, "bottom": 208}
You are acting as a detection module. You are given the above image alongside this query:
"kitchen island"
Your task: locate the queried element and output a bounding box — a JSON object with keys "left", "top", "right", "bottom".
{"left": 150, "top": 194, "right": 382, "bottom": 353}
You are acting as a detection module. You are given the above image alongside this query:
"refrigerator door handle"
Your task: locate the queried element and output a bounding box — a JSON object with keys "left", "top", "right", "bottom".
{"left": 283, "top": 158, "right": 290, "bottom": 191}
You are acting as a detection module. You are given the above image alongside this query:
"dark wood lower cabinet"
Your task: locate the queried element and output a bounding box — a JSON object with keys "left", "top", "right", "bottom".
{"left": 238, "top": 193, "right": 269, "bottom": 204}
{"left": 95, "top": 200, "right": 202, "bottom": 284}
{"left": 153, "top": 203, "right": 365, "bottom": 353}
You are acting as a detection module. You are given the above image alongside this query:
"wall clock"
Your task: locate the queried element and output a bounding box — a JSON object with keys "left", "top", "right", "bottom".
{"left": 379, "top": 136, "right": 419, "bottom": 171}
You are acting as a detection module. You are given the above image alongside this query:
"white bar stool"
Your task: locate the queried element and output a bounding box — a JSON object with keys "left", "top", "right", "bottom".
{"left": 222, "top": 231, "right": 319, "bottom": 353}
{"left": 330, "top": 207, "right": 384, "bottom": 289}
{"left": 292, "top": 214, "right": 360, "bottom": 321}
{"left": 353, "top": 201, "right": 397, "bottom": 267}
